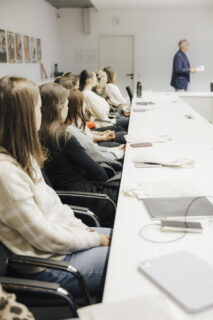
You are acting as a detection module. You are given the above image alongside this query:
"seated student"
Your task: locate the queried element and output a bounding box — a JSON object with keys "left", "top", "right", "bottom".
{"left": 39, "top": 83, "right": 120, "bottom": 226}
{"left": 59, "top": 74, "right": 125, "bottom": 147}
{"left": 93, "top": 70, "right": 130, "bottom": 117}
{"left": 0, "top": 75, "right": 110, "bottom": 300}
{"left": 103, "top": 66, "right": 128, "bottom": 107}
{"left": 59, "top": 73, "right": 80, "bottom": 91}
{"left": 79, "top": 70, "right": 129, "bottom": 131}
{"left": 93, "top": 70, "right": 122, "bottom": 114}
{"left": 65, "top": 90, "right": 125, "bottom": 161}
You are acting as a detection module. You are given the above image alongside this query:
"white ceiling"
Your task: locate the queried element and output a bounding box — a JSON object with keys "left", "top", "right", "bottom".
{"left": 45, "top": 0, "right": 93, "bottom": 9}
{"left": 91, "top": 0, "right": 213, "bottom": 10}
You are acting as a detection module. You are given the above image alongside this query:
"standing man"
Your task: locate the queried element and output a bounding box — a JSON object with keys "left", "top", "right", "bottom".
{"left": 171, "top": 40, "right": 196, "bottom": 91}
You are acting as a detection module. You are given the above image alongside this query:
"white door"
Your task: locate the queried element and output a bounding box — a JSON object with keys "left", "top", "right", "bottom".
{"left": 99, "top": 35, "right": 134, "bottom": 96}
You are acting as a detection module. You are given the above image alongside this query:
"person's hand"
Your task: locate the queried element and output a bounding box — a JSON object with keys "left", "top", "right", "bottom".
{"left": 99, "top": 234, "right": 111, "bottom": 246}
{"left": 98, "top": 130, "right": 111, "bottom": 136}
{"left": 190, "top": 67, "right": 196, "bottom": 73}
{"left": 124, "top": 110, "right": 130, "bottom": 117}
{"left": 109, "top": 144, "right": 125, "bottom": 159}
{"left": 103, "top": 130, "right": 112, "bottom": 134}
{"left": 119, "top": 144, "right": 126, "bottom": 150}
{"left": 102, "top": 131, "right": 115, "bottom": 141}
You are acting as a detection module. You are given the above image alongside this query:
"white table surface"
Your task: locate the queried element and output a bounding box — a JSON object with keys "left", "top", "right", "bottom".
{"left": 178, "top": 92, "right": 213, "bottom": 97}
{"left": 103, "top": 92, "right": 213, "bottom": 320}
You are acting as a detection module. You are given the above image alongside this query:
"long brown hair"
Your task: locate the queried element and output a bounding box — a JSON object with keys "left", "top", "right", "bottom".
{"left": 79, "top": 70, "right": 93, "bottom": 91}
{"left": 103, "top": 66, "right": 115, "bottom": 84}
{"left": 39, "top": 83, "right": 69, "bottom": 151}
{"left": 0, "top": 75, "right": 45, "bottom": 182}
{"left": 58, "top": 74, "right": 79, "bottom": 91}
{"left": 66, "top": 90, "right": 86, "bottom": 130}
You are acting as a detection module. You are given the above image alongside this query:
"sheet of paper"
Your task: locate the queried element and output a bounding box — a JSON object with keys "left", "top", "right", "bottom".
{"left": 196, "top": 65, "right": 205, "bottom": 72}
{"left": 77, "top": 295, "right": 176, "bottom": 320}
{"left": 139, "top": 179, "right": 203, "bottom": 197}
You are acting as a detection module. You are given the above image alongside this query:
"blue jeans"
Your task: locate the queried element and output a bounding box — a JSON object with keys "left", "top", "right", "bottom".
{"left": 25, "top": 228, "right": 111, "bottom": 298}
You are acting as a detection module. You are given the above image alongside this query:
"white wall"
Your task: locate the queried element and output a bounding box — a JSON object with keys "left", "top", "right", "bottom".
{"left": 58, "top": 8, "right": 99, "bottom": 75}
{"left": 0, "top": 0, "right": 60, "bottom": 83}
{"left": 58, "top": 8, "right": 213, "bottom": 92}
{"left": 0, "top": 3, "right": 212, "bottom": 91}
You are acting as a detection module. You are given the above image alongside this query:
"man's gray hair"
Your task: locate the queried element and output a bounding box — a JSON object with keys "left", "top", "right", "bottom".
{"left": 178, "top": 39, "right": 188, "bottom": 49}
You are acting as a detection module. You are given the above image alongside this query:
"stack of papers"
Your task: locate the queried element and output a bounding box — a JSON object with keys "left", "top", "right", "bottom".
{"left": 122, "top": 179, "right": 202, "bottom": 199}
{"left": 77, "top": 295, "right": 176, "bottom": 320}
{"left": 196, "top": 65, "right": 205, "bottom": 72}
{"left": 133, "top": 148, "right": 195, "bottom": 168}
{"left": 125, "top": 134, "right": 172, "bottom": 144}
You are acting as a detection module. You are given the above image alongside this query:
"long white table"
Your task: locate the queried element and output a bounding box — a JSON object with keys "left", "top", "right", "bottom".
{"left": 103, "top": 92, "right": 213, "bottom": 319}
{"left": 178, "top": 92, "right": 213, "bottom": 123}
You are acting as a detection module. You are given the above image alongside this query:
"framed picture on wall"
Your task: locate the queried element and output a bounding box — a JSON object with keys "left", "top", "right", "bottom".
{"left": 7, "top": 31, "right": 15, "bottom": 63}
{"left": 37, "top": 38, "right": 42, "bottom": 63}
{"left": 15, "top": 33, "right": 23, "bottom": 63}
{"left": 0, "top": 29, "right": 7, "bottom": 63}
{"left": 24, "top": 35, "right": 30, "bottom": 63}
{"left": 30, "top": 37, "right": 37, "bottom": 63}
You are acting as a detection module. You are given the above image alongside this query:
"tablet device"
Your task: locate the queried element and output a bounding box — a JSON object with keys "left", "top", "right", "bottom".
{"left": 139, "top": 251, "right": 213, "bottom": 314}
{"left": 142, "top": 197, "right": 213, "bottom": 219}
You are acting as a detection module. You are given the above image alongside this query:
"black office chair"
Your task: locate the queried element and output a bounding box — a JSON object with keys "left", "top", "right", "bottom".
{"left": 126, "top": 86, "right": 133, "bottom": 106}
{"left": 0, "top": 242, "right": 81, "bottom": 319}
{"left": 42, "top": 170, "right": 117, "bottom": 226}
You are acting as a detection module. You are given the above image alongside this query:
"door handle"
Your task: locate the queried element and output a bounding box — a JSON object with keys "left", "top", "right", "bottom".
{"left": 126, "top": 73, "right": 134, "bottom": 80}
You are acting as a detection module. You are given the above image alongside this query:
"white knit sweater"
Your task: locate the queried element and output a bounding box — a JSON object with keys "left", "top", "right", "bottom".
{"left": 83, "top": 89, "right": 110, "bottom": 121}
{"left": 105, "top": 83, "right": 128, "bottom": 106}
{"left": 0, "top": 149, "right": 100, "bottom": 272}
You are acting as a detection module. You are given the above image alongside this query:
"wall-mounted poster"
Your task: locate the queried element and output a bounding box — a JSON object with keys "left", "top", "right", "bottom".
{"left": 24, "top": 35, "right": 30, "bottom": 63}
{"left": 7, "top": 31, "right": 15, "bottom": 63}
{"left": 37, "top": 38, "right": 42, "bottom": 62}
{"left": 0, "top": 29, "right": 7, "bottom": 63}
{"left": 30, "top": 37, "right": 37, "bottom": 63}
{"left": 15, "top": 33, "right": 23, "bottom": 63}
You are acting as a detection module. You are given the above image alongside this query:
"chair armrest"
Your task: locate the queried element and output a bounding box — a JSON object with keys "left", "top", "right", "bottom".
{"left": 0, "top": 277, "right": 77, "bottom": 317}
{"left": 72, "top": 206, "right": 101, "bottom": 227}
{"left": 8, "top": 256, "right": 91, "bottom": 305}
{"left": 57, "top": 190, "right": 116, "bottom": 214}
{"left": 70, "top": 205, "right": 90, "bottom": 212}
{"left": 57, "top": 190, "right": 110, "bottom": 200}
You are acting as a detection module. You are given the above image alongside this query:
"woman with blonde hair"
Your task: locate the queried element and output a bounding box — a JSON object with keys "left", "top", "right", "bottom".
{"left": 0, "top": 75, "right": 110, "bottom": 301}
{"left": 39, "top": 83, "right": 120, "bottom": 226}
{"left": 79, "top": 70, "right": 129, "bottom": 135}
{"left": 103, "top": 66, "right": 128, "bottom": 106}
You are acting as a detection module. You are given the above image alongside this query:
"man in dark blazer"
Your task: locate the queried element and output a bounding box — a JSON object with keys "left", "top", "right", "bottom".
{"left": 171, "top": 40, "right": 196, "bottom": 91}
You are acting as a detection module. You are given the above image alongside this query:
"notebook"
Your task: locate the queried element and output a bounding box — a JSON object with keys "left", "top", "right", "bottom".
{"left": 139, "top": 251, "right": 213, "bottom": 314}
{"left": 142, "top": 196, "right": 213, "bottom": 219}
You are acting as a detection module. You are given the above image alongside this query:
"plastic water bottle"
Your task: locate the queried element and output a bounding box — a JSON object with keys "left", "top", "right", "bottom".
{"left": 137, "top": 81, "right": 142, "bottom": 98}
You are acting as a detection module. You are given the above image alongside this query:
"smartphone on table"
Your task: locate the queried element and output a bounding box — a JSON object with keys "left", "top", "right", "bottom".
{"left": 161, "top": 220, "right": 203, "bottom": 233}
{"left": 130, "top": 143, "right": 152, "bottom": 148}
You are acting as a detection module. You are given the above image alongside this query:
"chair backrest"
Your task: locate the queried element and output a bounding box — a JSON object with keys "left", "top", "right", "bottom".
{"left": 0, "top": 243, "right": 9, "bottom": 276}
{"left": 126, "top": 86, "right": 133, "bottom": 105}
{"left": 41, "top": 169, "right": 53, "bottom": 188}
